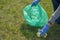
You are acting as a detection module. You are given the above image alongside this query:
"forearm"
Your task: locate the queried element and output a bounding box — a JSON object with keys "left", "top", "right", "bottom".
{"left": 49, "top": 5, "right": 60, "bottom": 24}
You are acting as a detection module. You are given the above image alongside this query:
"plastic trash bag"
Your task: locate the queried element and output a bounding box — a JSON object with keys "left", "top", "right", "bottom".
{"left": 23, "top": 4, "right": 48, "bottom": 27}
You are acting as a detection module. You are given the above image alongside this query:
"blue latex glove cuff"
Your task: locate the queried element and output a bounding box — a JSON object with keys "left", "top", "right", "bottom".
{"left": 32, "top": 0, "right": 40, "bottom": 6}
{"left": 40, "top": 24, "right": 50, "bottom": 36}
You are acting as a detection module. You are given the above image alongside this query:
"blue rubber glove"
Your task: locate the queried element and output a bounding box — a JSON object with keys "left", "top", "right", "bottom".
{"left": 32, "top": 0, "right": 40, "bottom": 6}
{"left": 40, "top": 24, "right": 50, "bottom": 37}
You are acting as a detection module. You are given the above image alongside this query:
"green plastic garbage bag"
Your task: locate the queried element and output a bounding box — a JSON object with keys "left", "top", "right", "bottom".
{"left": 23, "top": 4, "right": 48, "bottom": 27}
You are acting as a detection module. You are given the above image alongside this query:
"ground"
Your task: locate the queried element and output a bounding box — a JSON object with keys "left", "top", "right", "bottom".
{"left": 0, "top": 0, "right": 60, "bottom": 40}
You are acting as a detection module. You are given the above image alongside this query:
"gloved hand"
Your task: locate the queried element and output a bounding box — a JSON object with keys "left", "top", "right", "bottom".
{"left": 32, "top": 0, "right": 40, "bottom": 6}
{"left": 37, "top": 23, "right": 50, "bottom": 38}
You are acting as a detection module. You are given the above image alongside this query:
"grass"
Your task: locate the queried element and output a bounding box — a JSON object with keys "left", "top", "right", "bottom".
{"left": 0, "top": 0, "right": 60, "bottom": 40}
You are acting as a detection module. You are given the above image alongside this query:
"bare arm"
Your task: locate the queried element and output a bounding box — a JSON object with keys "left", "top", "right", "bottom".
{"left": 49, "top": 5, "right": 60, "bottom": 24}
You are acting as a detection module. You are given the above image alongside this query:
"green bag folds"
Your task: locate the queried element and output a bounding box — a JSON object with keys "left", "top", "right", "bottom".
{"left": 23, "top": 4, "right": 48, "bottom": 27}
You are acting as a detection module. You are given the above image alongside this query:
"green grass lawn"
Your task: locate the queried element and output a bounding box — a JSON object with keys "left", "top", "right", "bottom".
{"left": 0, "top": 0, "right": 60, "bottom": 40}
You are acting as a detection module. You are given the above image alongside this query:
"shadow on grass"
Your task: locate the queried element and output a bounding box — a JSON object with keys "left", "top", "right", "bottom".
{"left": 20, "top": 23, "right": 60, "bottom": 40}
{"left": 20, "top": 23, "right": 45, "bottom": 40}
{"left": 46, "top": 24, "right": 60, "bottom": 40}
